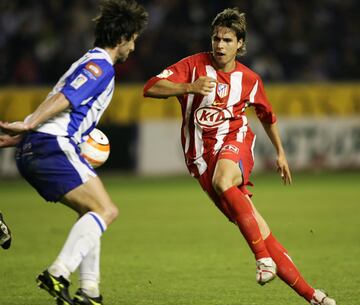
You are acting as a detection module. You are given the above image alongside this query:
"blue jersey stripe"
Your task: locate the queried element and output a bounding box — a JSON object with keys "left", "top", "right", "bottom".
{"left": 35, "top": 48, "right": 114, "bottom": 144}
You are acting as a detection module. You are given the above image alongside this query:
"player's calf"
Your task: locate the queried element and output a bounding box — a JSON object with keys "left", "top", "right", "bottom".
{"left": 0, "top": 212, "right": 12, "bottom": 249}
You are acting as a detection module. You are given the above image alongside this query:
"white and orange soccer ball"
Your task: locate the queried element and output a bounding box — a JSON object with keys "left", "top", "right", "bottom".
{"left": 79, "top": 128, "right": 110, "bottom": 168}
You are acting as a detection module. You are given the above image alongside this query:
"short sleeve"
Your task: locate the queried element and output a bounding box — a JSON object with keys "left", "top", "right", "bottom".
{"left": 251, "top": 77, "right": 277, "bottom": 124}
{"left": 143, "top": 57, "right": 191, "bottom": 94}
{"left": 61, "top": 60, "right": 114, "bottom": 109}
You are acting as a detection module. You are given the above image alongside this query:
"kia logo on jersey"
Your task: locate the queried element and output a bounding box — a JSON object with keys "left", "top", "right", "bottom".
{"left": 195, "top": 106, "right": 232, "bottom": 128}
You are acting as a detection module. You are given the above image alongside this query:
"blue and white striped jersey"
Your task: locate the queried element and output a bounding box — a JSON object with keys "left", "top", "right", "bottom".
{"left": 34, "top": 47, "right": 115, "bottom": 144}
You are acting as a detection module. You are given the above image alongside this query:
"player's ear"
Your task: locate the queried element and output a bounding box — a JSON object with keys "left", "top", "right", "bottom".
{"left": 117, "top": 35, "right": 128, "bottom": 47}
{"left": 237, "top": 38, "right": 243, "bottom": 50}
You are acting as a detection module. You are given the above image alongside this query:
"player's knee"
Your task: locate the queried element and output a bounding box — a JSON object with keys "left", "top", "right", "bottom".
{"left": 111, "top": 204, "right": 119, "bottom": 221}
{"left": 91, "top": 201, "right": 118, "bottom": 225}
{"left": 102, "top": 202, "right": 119, "bottom": 225}
{"left": 212, "top": 174, "right": 232, "bottom": 194}
{"left": 212, "top": 174, "right": 243, "bottom": 195}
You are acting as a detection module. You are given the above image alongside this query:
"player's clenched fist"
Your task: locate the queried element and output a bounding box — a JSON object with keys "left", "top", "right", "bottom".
{"left": 189, "top": 76, "right": 217, "bottom": 96}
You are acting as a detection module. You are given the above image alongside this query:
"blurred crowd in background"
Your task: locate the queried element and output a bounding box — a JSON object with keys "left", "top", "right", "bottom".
{"left": 0, "top": 0, "right": 358, "bottom": 85}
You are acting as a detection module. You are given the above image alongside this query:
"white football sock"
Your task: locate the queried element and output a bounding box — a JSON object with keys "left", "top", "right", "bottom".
{"left": 79, "top": 238, "right": 101, "bottom": 297}
{"left": 49, "top": 212, "right": 106, "bottom": 277}
{"left": 48, "top": 258, "right": 71, "bottom": 280}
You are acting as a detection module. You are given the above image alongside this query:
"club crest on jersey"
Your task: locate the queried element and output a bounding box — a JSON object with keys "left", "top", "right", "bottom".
{"left": 157, "top": 69, "right": 174, "bottom": 79}
{"left": 217, "top": 83, "right": 229, "bottom": 98}
{"left": 195, "top": 106, "right": 232, "bottom": 128}
{"left": 70, "top": 74, "right": 88, "bottom": 89}
{"left": 85, "top": 62, "right": 103, "bottom": 77}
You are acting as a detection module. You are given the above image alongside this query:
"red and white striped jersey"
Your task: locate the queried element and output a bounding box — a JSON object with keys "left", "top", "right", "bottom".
{"left": 144, "top": 52, "right": 276, "bottom": 177}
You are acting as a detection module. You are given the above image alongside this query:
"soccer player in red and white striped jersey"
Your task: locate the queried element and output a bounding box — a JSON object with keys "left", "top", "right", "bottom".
{"left": 144, "top": 8, "right": 336, "bottom": 305}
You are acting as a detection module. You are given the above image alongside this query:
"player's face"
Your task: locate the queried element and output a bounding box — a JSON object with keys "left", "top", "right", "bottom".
{"left": 211, "top": 27, "right": 242, "bottom": 71}
{"left": 115, "top": 33, "right": 139, "bottom": 63}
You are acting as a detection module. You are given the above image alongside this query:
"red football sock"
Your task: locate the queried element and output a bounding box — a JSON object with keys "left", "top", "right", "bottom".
{"left": 264, "top": 233, "right": 315, "bottom": 301}
{"left": 221, "top": 186, "right": 269, "bottom": 260}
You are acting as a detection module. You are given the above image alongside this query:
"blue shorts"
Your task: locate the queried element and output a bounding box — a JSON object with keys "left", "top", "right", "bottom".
{"left": 16, "top": 132, "right": 96, "bottom": 202}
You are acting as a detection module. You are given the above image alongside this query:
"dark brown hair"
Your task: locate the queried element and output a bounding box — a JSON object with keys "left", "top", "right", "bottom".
{"left": 93, "top": 0, "right": 148, "bottom": 48}
{"left": 211, "top": 8, "right": 247, "bottom": 56}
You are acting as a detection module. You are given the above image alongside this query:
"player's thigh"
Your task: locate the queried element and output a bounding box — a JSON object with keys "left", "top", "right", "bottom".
{"left": 213, "top": 158, "right": 243, "bottom": 187}
{"left": 213, "top": 141, "right": 253, "bottom": 191}
{"left": 217, "top": 141, "right": 255, "bottom": 186}
{"left": 16, "top": 132, "right": 97, "bottom": 202}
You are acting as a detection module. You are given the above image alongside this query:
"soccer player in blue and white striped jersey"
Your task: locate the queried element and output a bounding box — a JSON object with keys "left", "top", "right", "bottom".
{"left": 0, "top": 1, "right": 148, "bottom": 304}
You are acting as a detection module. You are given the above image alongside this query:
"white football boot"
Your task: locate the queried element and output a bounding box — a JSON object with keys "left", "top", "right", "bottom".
{"left": 310, "top": 289, "right": 337, "bottom": 305}
{"left": 256, "top": 257, "right": 277, "bottom": 285}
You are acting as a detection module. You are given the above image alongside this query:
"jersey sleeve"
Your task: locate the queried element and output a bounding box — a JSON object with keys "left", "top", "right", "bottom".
{"left": 143, "top": 57, "right": 192, "bottom": 94}
{"left": 61, "top": 59, "right": 114, "bottom": 109}
{"left": 251, "top": 76, "right": 277, "bottom": 124}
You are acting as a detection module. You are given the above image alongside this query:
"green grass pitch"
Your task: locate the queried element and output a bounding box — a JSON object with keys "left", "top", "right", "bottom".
{"left": 0, "top": 171, "right": 359, "bottom": 305}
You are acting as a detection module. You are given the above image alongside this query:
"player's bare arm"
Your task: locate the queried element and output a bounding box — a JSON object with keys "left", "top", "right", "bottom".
{"left": 0, "top": 121, "right": 31, "bottom": 136}
{"left": 145, "top": 76, "right": 217, "bottom": 98}
{"left": 0, "top": 93, "right": 70, "bottom": 136}
{"left": 24, "top": 92, "right": 70, "bottom": 130}
{"left": 261, "top": 121, "right": 292, "bottom": 185}
{"left": 0, "top": 134, "right": 22, "bottom": 148}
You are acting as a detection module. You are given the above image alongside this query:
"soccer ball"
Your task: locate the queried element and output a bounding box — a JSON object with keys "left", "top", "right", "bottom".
{"left": 79, "top": 128, "right": 110, "bottom": 168}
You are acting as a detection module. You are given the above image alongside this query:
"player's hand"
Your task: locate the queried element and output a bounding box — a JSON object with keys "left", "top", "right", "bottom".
{"left": 0, "top": 134, "right": 22, "bottom": 148}
{"left": 276, "top": 153, "right": 292, "bottom": 185}
{"left": 0, "top": 121, "right": 31, "bottom": 136}
{"left": 190, "top": 76, "right": 217, "bottom": 96}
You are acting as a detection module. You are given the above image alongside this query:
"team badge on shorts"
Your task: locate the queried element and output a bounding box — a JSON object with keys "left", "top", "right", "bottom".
{"left": 221, "top": 144, "right": 239, "bottom": 154}
{"left": 217, "top": 83, "right": 229, "bottom": 98}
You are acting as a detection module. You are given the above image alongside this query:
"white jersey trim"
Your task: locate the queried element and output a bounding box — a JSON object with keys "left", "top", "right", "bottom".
{"left": 35, "top": 48, "right": 114, "bottom": 143}
{"left": 236, "top": 116, "right": 248, "bottom": 143}
{"left": 249, "top": 80, "right": 258, "bottom": 104}
{"left": 251, "top": 134, "right": 256, "bottom": 161}
{"left": 72, "top": 77, "right": 114, "bottom": 143}
{"left": 56, "top": 136, "right": 97, "bottom": 183}
{"left": 214, "top": 71, "right": 243, "bottom": 151}
{"left": 184, "top": 67, "right": 196, "bottom": 154}
{"left": 193, "top": 65, "right": 217, "bottom": 175}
